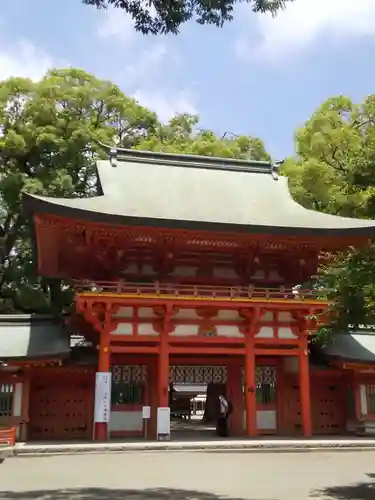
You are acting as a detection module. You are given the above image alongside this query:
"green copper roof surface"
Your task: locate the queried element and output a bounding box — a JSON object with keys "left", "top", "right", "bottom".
{"left": 23, "top": 148, "right": 375, "bottom": 235}
{"left": 0, "top": 315, "right": 70, "bottom": 360}
{"left": 323, "top": 332, "right": 375, "bottom": 364}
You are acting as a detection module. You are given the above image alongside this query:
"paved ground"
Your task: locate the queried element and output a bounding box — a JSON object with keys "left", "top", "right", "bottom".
{"left": 0, "top": 451, "right": 374, "bottom": 499}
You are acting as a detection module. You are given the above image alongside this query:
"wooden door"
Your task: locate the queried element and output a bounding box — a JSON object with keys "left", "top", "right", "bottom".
{"left": 311, "top": 375, "right": 346, "bottom": 435}
{"left": 279, "top": 372, "right": 346, "bottom": 436}
{"left": 29, "top": 372, "right": 94, "bottom": 441}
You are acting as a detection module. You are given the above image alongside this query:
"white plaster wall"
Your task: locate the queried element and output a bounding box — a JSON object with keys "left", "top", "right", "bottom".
{"left": 113, "top": 307, "right": 134, "bottom": 318}
{"left": 138, "top": 323, "right": 159, "bottom": 336}
{"left": 109, "top": 411, "right": 143, "bottom": 432}
{"left": 138, "top": 307, "right": 156, "bottom": 318}
{"left": 269, "top": 270, "right": 283, "bottom": 281}
{"left": 12, "top": 383, "right": 22, "bottom": 417}
{"left": 173, "top": 309, "right": 199, "bottom": 319}
{"left": 256, "top": 326, "right": 274, "bottom": 338}
{"left": 122, "top": 264, "right": 138, "bottom": 274}
{"left": 278, "top": 327, "right": 297, "bottom": 339}
{"left": 216, "top": 310, "right": 240, "bottom": 320}
{"left": 142, "top": 265, "right": 156, "bottom": 275}
{"left": 257, "top": 410, "right": 277, "bottom": 430}
{"left": 277, "top": 312, "right": 295, "bottom": 322}
{"left": 216, "top": 326, "right": 244, "bottom": 338}
{"left": 170, "top": 325, "right": 199, "bottom": 336}
{"left": 111, "top": 323, "right": 133, "bottom": 335}
{"left": 173, "top": 266, "right": 198, "bottom": 277}
{"left": 251, "top": 270, "right": 265, "bottom": 280}
{"left": 243, "top": 410, "right": 277, "bottom": 430}
{"left": 259, "top": 311, "right": 274, "bottom": 322}
{"left": 213, "top": 267, "right": 238, "bottom": 279}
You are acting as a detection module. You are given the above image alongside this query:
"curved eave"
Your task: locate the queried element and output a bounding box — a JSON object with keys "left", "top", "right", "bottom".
{"left": 23, "top": 192, "right": 375, "bottom": 238}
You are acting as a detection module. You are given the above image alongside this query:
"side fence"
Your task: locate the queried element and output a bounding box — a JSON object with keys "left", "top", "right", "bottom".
{"left": 0, "top": 427, "right": 16, "bottom": 446}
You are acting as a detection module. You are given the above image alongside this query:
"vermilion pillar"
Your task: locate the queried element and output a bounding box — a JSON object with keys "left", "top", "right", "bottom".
{"left": 158, "top": 334, "right": 169, "bottom": 408}
{"left": 227, "top": 362, "right": 243, "bottom": 436}
{"left": 94, "top": 312, "right": 111, "bottom": 441}
{"left": 244, "top": 326, "right": 257, "bottom": 437}
{"left": 299, "top": 343, "right": 312, "bottom": 437}
{"left": 157, "top": 308, "right": 171, "bottom": 438}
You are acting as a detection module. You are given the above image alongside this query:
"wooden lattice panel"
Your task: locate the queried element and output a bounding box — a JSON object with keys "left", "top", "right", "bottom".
{"left": 169, "top": 365, "right": 227, "bottom": 384}
{"left": 111, "top": 365, "right": 147, "bottom": 384}
{"left": 256, "top": 366, "right": 277, "bottom": 384}
{"left": 241, "top": 366, "right": 277, "bottom": 385}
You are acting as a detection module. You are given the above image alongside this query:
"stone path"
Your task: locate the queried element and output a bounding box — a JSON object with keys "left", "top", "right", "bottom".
{"left": 12, "top": 437, "right": 375, "bottom": 456}
{"left": 0, "top": 450, "right": 374, "bottom": 499}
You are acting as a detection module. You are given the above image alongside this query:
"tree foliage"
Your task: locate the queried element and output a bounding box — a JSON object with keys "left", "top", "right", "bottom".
{"left": 0, "top": 68, "right": 158, "bottom": 314}
{"left": 136, "top": 114, "right": 270, "bottom": 160}
{"left": 283, "top": 95, "right": 375, "bottom": 332}
{"left": 83, "top": 0, "right": 294, "bottom": 35}
{"left": 0, "top": 68, "right": 269, "bottom": 315}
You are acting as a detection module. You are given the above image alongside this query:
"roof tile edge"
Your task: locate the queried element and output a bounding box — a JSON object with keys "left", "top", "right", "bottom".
{"left": 102, "top": 143, "right": 276, "bottom": 175}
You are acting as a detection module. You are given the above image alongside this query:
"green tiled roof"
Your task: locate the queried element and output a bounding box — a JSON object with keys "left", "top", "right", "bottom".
{"left": 23, "top": 148, "right": 375, "bottom": 236}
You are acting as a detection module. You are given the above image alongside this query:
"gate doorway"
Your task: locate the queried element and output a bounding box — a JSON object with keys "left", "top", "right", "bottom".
{"left": 169, "top": 365, "right": 227, "bottom": 438}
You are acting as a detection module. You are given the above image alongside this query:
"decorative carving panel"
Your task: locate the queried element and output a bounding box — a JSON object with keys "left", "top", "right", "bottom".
{"left": 169, "top": 365, "right": 227, "bottom": 384}
{"left": 256, "top": 366, "right": 277, "bottom": 385}
{"left": 112, "top": 365, "right": 147, "bottom": 384}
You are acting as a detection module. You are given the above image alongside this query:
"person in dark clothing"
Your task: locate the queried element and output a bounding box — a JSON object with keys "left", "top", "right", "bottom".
{"left": 216, "top": 394, "right": 233, "bottom": 437}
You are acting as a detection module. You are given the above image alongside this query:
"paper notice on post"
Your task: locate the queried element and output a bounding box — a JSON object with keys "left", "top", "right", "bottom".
{"left": 94, "top": 372, "right": 111, "bottom": 423}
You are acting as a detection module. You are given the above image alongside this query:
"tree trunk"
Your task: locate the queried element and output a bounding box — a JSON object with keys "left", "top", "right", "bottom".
{"left": 203, "top": 383, "right": 226, "bottom": 423}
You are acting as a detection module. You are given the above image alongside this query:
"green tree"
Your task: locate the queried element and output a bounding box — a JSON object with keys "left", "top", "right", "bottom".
{"left": 136, "top": 114, "right": 270, "bottom": 161}
{"left": 84, "top": 0, "right": 294, "bottom": 34}
{"left": 0, "top": 68, "right": 158, "bottom": 313}
{"left": 283, "top": 95, "right": 375, "bottom": 332}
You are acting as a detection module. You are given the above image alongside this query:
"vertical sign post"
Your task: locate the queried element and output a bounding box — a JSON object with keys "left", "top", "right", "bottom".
{"left": 142, "top": 405, "right": 151, "bottom": 440}
{"left": 94, "top": 372, "right": 112, "bottom": 436}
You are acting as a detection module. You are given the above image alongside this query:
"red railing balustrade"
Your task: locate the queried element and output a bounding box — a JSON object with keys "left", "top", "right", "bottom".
{"left": 74, "top": 281, "right": 326, "bottom": 301}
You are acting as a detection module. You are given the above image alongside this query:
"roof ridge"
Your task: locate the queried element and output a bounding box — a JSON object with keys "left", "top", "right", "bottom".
{"left": 101, "top": 144, "right": 275, "bottom": 175}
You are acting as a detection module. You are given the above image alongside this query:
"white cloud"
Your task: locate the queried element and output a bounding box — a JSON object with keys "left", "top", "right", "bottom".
{"left": 133, "top": 89, "right": 198, "bottom": 122}
{"left": 240, "top": 0, "right": 375, "bottom": 61}
{"left": 123, "top": 44, "right": 168, "bottom": 87}
{"left": 96, "top": 8, "right": 198, "bottom": 120}
{"left": 96, "top": 8, "right": 136, "bottom": 45}
{"left": 0, "top": 40, "right": 53, "bottom": 81}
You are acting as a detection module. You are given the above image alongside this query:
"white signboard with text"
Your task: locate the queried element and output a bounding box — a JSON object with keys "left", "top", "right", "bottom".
{"left": 157, "top": 407, "right": 171, "bottom": 439}
{"left": 94, "top": 372, "right": 111, "bottom": 423}
{"left": 142, "top": 406, "right": 151, "bottom": 419}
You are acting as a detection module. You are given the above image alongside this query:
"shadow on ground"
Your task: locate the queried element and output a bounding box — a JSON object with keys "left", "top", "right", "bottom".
{"left": 311, "top": 473, "right": 375, "bottom": 500}
{"left": 0, "top": 488, "right": 278, "bottom": 500}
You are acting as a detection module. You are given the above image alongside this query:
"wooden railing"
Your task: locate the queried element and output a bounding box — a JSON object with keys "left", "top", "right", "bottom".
{"left": 74, "top": 281, "right": 327, "bottom": 301}
{"left": 0, "top": 427, "right": 16, "bottom": 446}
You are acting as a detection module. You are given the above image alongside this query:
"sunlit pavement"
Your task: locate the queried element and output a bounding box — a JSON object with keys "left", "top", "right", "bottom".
{"left": 0, "top": 451, "right": 374, "bottom": 499}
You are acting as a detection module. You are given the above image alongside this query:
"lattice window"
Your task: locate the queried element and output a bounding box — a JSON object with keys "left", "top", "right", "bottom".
{"left": 256, "top": 366, "right": 276, "bottom": 405}
{"left": 169, "top": 366, "right": 227, "bottom": 384}
{"left": 111, "top": 365, "right": 146, "bottom": 406}
{"left": 0, "top": 383, "right": 13, "bottom": 417}
{"left": 366, "top": 385, "right": 375, "bottom": 414}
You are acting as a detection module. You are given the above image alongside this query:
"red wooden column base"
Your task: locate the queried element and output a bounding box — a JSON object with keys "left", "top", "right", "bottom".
{"left": 95, "top": 422, "right": 108, "bottom": 441}
{"left": 299, "top": 344, "right": 312, "bottom": 437}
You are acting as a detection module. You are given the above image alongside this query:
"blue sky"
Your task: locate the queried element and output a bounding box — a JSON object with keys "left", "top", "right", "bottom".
{"left": 1, "top": 0, "right": 375, "bottom": 159}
